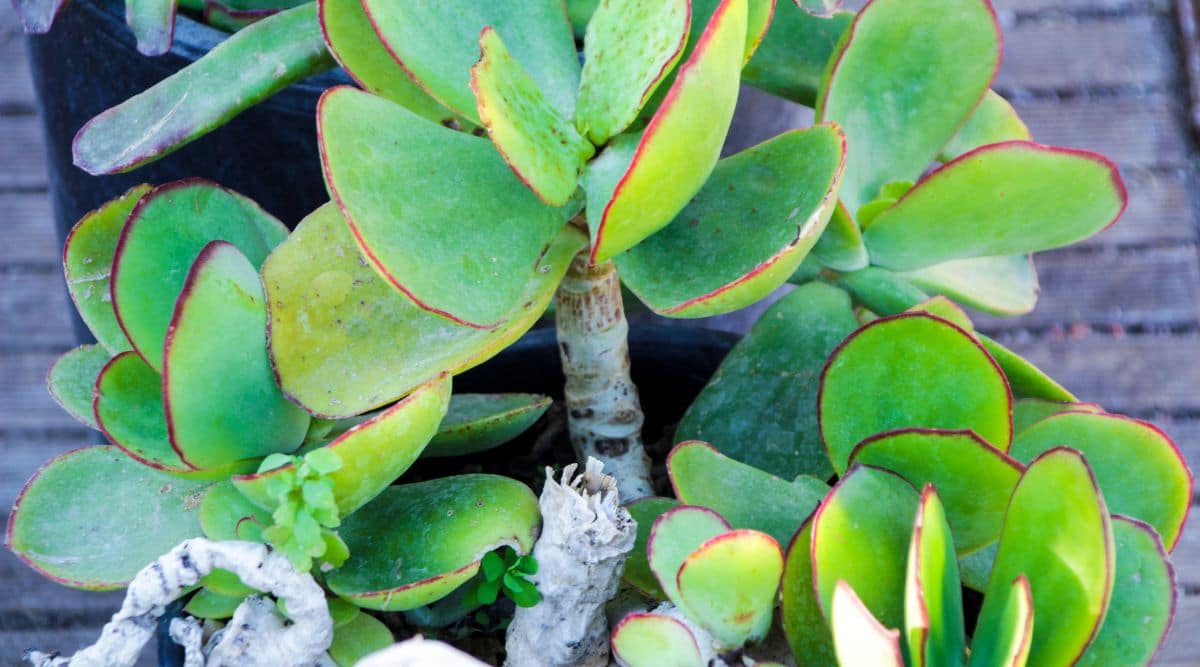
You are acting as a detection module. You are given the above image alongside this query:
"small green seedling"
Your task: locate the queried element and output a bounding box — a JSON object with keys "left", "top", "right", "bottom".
{"left": 465, "top": 547, "right": 542, "bottom": 609}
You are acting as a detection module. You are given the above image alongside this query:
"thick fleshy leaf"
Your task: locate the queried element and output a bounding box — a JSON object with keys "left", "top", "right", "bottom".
{"left": 471, "top": 28, "right": 594, "bottom": 206}
{"left": 1077, "top": 517, "right": 1176, "bottom": 666}
{"left": 587, "top": 0, "right": 747, "bottom": 263}
{"left": 611, "top": 613, "right": 703, "bottom": 667}
{"left": 865, "top": 142, "right": 1127, "bottom": 271}
{"left": 781, "top": 517, "right": 836, "bottom": 666}
{"left": 1012, "top": 399, "right": 1103, "bottom": 434}
{"left": 978, "top": 336, "right": 1077, "bottom": 403}
{"left": 743, "top": 6, "right": 851, "bottom": 107}
{"left": 264, "top": 203, "right": 583, "bottom": 417}
{"left": 830, "top": 582, "right": 905, "bottom": 667}
{"left": 850, "top": 429, "right": 1022, "bottom": 555}
{"left": 318, "top": 0, "right": 457, "bottom": 125}
{"left": 941, "top": 90, "right": 1030, "bottom": 162}
{"left": 47, "top": 345, "right": 111, "bottom": 430}
{"left": 677, "top": 530, "right": 783, "bottom": 648}
{"left": 126, "top": 0, "right": 177, "bottom": 56}
{"left": 623, "top": 498, "right": 680, "bottom": 598}
{"left": 677, "top": 282, "right": 857, "bottom": 480}
{"left": 1010, "top": 412, "right": 1192, "bottom": 550}
{"left": 4, "top": 446, "right": 208, "bottom": 589}
{"left": 235, "top": 377, "right": 452, "bottom": 515}
{"left": 111, "top": 179, "right": 287, "bottom": 372}
{"left": 816, "top": 0, "right": 1000, "bottom": 210}
{"left": 362, "top": 0, "right": 579, "bottom": 122}
{"left": 202, "top": 0, "right": 312, "bottom": 29}
{"left": 198, "top": 482, "right": 269, "bottom": 541}
{"left": 974, "top": 448, "right": 1114, "bottom": 667}
{"left": 94, "top": 352, "right": 198, "bottom": 475}
{"left": 424, "top": 393, "right": 551, "bottom": 458}
{"left": 184, "top": 588, "right": 245, "bottom": 620}
{"left": 329, "top": 612, "right": 395, "bottom": 667}
{"left": 11, "top": 0, "right": 68, "bottom": 32}
{"left": 327, "top": 475, "right": 540, "bottom": 610}
{"left": 63, "top": 184, "right": 150, "bottom": 354}
{"left": 319, "top": 86, "right": 574, "bottom": 328}
{"left": 575, "top": 0, "right": 690, "bottom": 145}
{"left": 968, "top": 575, "right": 1033, "bottom": 667}
{"left": 617, "top": 124, "right": 845, "bottom": 317}
{"left": 668, "top": 441, "right": 827, "bottom": 546}
{"left": 567, "top": 0, "right": 598, "bottom": 38}
{"left": 902, "top": 255, "right": 1039, "bottom": 317}
{"left": 74, "top": 3, "right": 336, "bottom": 175}
{"left": 163, "top": 242, "right": 309, "bottom": 469}
{"left": 812, "top": 465, "right": 919, "bottom": 630}
{"left": 905, "top": 487, "right": 965, "bottom": 667}
{"left": 818, "top": 313, "right": 1013, "bottom": 474}
{"left": 648, "top": 506, "right": 731, "bottom": 607}
{"left": 811, "top": 201, "right": 868, "bottom": 272}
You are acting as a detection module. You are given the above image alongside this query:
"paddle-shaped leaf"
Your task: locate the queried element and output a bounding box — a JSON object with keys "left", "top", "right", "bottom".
{"left": 743, "top": 6, "right": 852, "bottom": 107}
{"left": 74, "top": 3, "right": 336, "bottom": 174}
{"left": 329, "top": 611, "right": 395, "bottom": 667}
{"left": 362, "top": 0, "right": 579, "bottom": 122}
{"left": 587, "top": 0, "right": 747, "bottom": 263}
{"left": 4, "top": 446, "right": 208, "bottom": 589}
{"left": 198, "top": 482, "right": 269, "bottom": 541}
{"left": 677, "top": 282, "right": 858, "bottom": 480}
{"left": 668, "top": 441, "right": 827, "bottom": 546}
{"left": 264, "top": 203, "right": 583, "bottom": 417}
{"left": 624, "top": 497, "right": 680, "bottom": 597}
{"left": 648, "top": 506, "right": 731, "bottom": 607}
{"left": 575, "top": 0, "right": 690, "bottom": 145}
{"left": 617, "top": 124, "right": 845, "bottom": 317}
{"left": 319, "top": 86, "right": 575, "bottom": 328}
{"left": 1010, "top": 412, "right": 1192, "bottom": 550}
{"left": 126, "top": 0, "right": 177, "bottom": 56}
{"left": 968, "top": 576, "right": 1033, "bottom": 667}
{"left": 63, "top": 184, "right": 150, "bottom": 354}
{"left": 11, "top": 0, "right": 68, "bottom": 32}
{"left": 163, "top": 242, "right": 309, "bottom": 469}
{"left": 47, "top": 345, "right": 110, "bottom": 430}
{"left": 327, "top": 475, "right": 540, "bottom": 610}
{"left": 234, "top": 376, "right": 451, "bottom": 515}
{"left": 817, "top": 0, "right": 1000, "bottom": 210}
{"left": 830, "top": 581, "right": 905, "bottom": 667}
{"left": 472, "top": 28, "right": 594, "bottom": 206}
{"left": 940, "top": 90, "right": 1031, "bottom": 162}
{"left": 811, "top": 201, "right": 868, "bottom": 272}
{"left": 1012, "top": 399, "right": 1103, "bottom": 434}
{"left": 902, "top": 255, "right": 1039, "bottom": 317}
{"left": 424, "top": 393, "right": 551, "bottom": 458}
{"left": 184, "top": 588, "right": 245, "bottom": 620}
{"left": 677, "top": 530, "right": 783, "bottom": 648}
{"left": 865, "top": 142, "right": 1127, "bottom": 271}
{"left": 611, "top": 613, "right": 703, "bottom": 667}
{"left": 781, "top": 517, "right": 836, "bottom": 666}
{"left": 818, "top": 313, "right": 1013, "bottom": 474}
{"left": 812, "top": 465, "right": 919, "bottom": 630}
{"left": 905, "top": 487, "right": 965, "bottom": 667}
{"left": 973, "top": 448, "right": 1114, "bottom": 667}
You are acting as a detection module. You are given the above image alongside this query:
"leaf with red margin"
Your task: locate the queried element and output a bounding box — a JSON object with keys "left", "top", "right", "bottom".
{"left": 940, "top": 90, "right": 1031, "bottom": 162}
{"left": 424, "top": 393, "right": 552, "bottom": 459}
{"left": 318, "top": 86, "right": 575, "bottom": 328}
{"left": 676, "top": 530, "right": 784, "bottom": 648}
{"left": 1010, "top": 412, "right": 1192, "bottom": 551}
{"left": 811, "top": 200, "right": 868, "bottom": 272}
{"left": 586, "top": 0, "right": 747, "bottom": 264}
{"left": 611, "top": 612, "right": 704, "bottom": 667}
{"left": 816, "top": 0, "right": 1000, "bottom": 211}
{"left": 198, "top": 482, "right": 269, "bottom": 542}
{"left": 47, "top": 344, "right": 111, "bottom": 430}
{"left": 1012, "top": 398, "right": 1103, "bottom": 434}
{"left": 471, "top": 27, "right": 594, "bottom": 206}
{"left": 624, "top": 497, "right": 680, "bottom": 597}
{"left": 362, "top": 0, "right": 579, "bottom": 123}
{"left": 11, "top": 0, "right": 69, "bottom": 33}
{"left": 972, "top": 448, "right": 1114, "bottom": 667}
{"left": 616, "top": 124, "right": 845, "bottom": 317}
{"left": 743, "top": 5, "right": 852, "bottom": 108}
{"left": 264, "top": 204, "right": 583, "bottom": 418}
{"left": 234, "top": 376, "right": 451, "bottom": 515}
{"left": 818, "top": 313, "right": 1013, "bottom": 474}
{"left": 968, "top": 575, "right": 1033, "bottom": 667}
{"left": 901, "top": 254, "right": 1039, "bottom": 317}
{"left": 201, "top": 0, "right": 309, "bottom": 31}
{"left": 864, "top": 142, "right": 1128, "bottom": 271}
{"left": 327, "top": 474, "right": 540, "bottom": 611}
{"left": 4, "top": 446, "right": 209, "bottom": 590}
{"left": 126, "top": 0, "right": 177, "bottom": 56}
{"left": 904, "top": 487, "right": 966, "bottom": 667}
{"left": 781, "top": 515, "right": 837, "bottom": 666}
{"left": 830, "top": 581, "right": 905, "bottom": 667}
{"left": 648, "top": 506, "right": 732, "bottom": 608}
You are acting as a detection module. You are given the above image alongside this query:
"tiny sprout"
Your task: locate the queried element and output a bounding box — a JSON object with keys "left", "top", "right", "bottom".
{"left": 260, "top": 449, "right": 348, "bottom": 572}
{"left": 466, "top": 547, "right": 541, "bottom": 609}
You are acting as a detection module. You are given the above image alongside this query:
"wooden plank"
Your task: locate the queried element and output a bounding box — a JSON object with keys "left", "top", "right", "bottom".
{"left": 1012, "top": 93, "right": 1189, "bottom": 167}
{"left": 995, "top": 0, "right": 1169, "bottom": 15}
{"left": 0, "top": 193, "right": 56, "bottom": 266}
{"left": 1171, "top": 509, "right": 1200, "bottom": 587}
{"left": 0, "top": 551, "right": 124, "bottom": 617}
{"left": 0, "top": 22, "right": 35, "bottom": 114}
{"left": 0, "top": 271, "right": 74, "bottom": 350}
{"left": 0, "top": 428, "right": 95, "bottom": 512}
{"left": 0, "top": 114, "right": 47, "bottom": 190}
{"left": 1156, "top": 593, "right": 1200, "bottom": 665}
{"left": 0, "top": 350, "right": 81, "bottom": 433}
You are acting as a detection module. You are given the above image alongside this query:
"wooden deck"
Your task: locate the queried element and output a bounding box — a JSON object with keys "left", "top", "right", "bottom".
{"left": 2, "top": 0, "right": 1199, "bottom": 663}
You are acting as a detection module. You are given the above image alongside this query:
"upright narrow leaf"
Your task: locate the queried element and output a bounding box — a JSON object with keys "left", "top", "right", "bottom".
{"left": 11, "top": 0, "right": 69, "bottom": 33}
{"left": 968, "top": 576, "right": 1034, "bottom": 667}
{"left": 127, "top": 0, "right": 178, "bottom": 56}
{"left": 905, "top": 487, "right": 966, "bottom": 667}
{"left": 830, "top": 582, "right": 905, "bottom": 667}
{"left": 781, "top": 517, "right": 837, "bottom": 666}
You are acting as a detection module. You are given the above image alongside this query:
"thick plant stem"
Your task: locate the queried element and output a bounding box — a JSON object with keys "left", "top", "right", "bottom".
{"left": 555, "top": 252, "right": 654, "bottom": 501}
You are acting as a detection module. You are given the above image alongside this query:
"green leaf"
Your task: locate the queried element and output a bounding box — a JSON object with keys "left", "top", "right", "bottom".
{"left": 63, "top": 184, "right": 149, "bottom": 353}
{"left": 812, "top": 465, "right": 919, "bottom": 631}
{"left": 566, "top": 0, "right": 598, "bottom": 39}
{"left": 1010, "top": 412, "right": 1192, "bottom": 550}
{"left": 940, "top": 90, "right": 1031, "bottom": 162}
{"left": 126, "top": 0, "right": 176, "bottom": 55}
{"left": 4, "top": 446, "right": 208, "bottom": 589}
{"left": 677, "top": 282, "right": 858, "bottom": 480}
{"left": 624, "top": 497, "right": 679, "bottom": 597}
{"left": 781, "top": 517, "right": 837, "bottom": 667}
{"left": 329, "top": 611, "right": 394, "bottom": 667}
{"left": 425, "top": 394, "right": 552, "bottom": 459}
{"left": 677, "top": 529, "right": 783, "bottom": 648}
{"left": 328, "top": 475, "right": 540, "bottom": 611}
{"left": 831, "top": 267, "right": 929, "bottom": 319}
{"left": 864, "top": 143, "right": 1127, "bottom": 271}
{"left": 184, "top": 588, "right": 246, "bottom": 620}
{"left": 362, "top": 0, "right": 579, "bottom": 122}
{"left": 472, "top": 28, "right": 594, "bottom": 206}
{"left": 901, "top": 254, "right": 1039, "bottom": 317}
{"left": 74, "top": 3, "right": 336, "bottom": 174}
{"left": 743, "top": 6, "right": 852, "bottom": 107}
{"left": 481, "top": 551, "right": 506, "bottom": 581}
{"left": 967, "top": 575, "right": 1033, "bottom": 667}
{"left": 264, "top": 203, "right": 583, "bottom": 417}
{"left": 318, "top": 86, "right": 576, "bottom": 328}
{"left": 611, "top": 613, "right": 704, "bottom": 667}
{"left": 818, "top": 313, "right": 1013, "bottom": 474}
{"left": 476, "top": 577, "right": 501, "bottom": 605}
{"left": 811, "top": 200, "right": 868, "bottom": 272}
{"left": 973, "top": 448, "right": 1114, "bottom": 667}
{"left": 586, "top": 0, "right": 748, "bottom": 263}
{"left": 617, "top": 124, "right": 846, "bottom": 317}
{"left": 668, "top": 441, "right": 828, "bottom": 546}
{"left": 198, "top": 482, "right": 269, "bottom": 541}
{"left": 575, "top": 0, "right": 689, "bottom": 145}
{"left": 648, "top": 506, "right": 732, "bottom": 609}
{"left": 46, "top": 345, "right": 110, "bottom": 430}
{"left": 849, "top": 429, "right": 1022, "bottom": 555}
{"left": 904, "top": 487, "right": 965, "bottom": 667}
{"left": 816, "top": 0, "right": 1000, "bottom": 210}
{"left": 305, "top": 447, "right": 343, "bottom": 475}
{"left": 1012, "top": 399, "right": 1103, "bottom": 434}
{"left": 830, "top": 581, "right": 905, "bottom": 667}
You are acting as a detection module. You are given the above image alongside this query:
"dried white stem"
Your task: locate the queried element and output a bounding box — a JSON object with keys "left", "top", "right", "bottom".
{"left": 25, "top": 539, "right": 332, "bottom": 667}
{"left": 169, "top": 617, "right": 204, "bottom": 667}
{"left": 555, "top": 253, "right": 653, "bottom": 502}
{"left": 505, "top": 460, "right": 637, "bottom": 667}
{"left": 358, "top": 637, "right": 489, "bottom": 667}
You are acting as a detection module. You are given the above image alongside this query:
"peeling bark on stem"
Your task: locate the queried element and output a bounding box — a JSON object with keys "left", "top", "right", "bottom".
{"left": 555, "top": 252, "right": 653, "bottom": 502}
